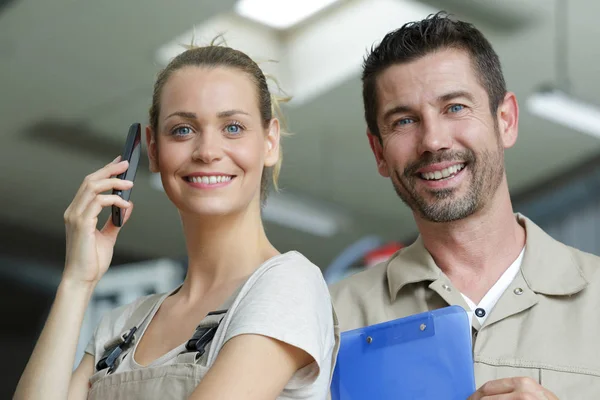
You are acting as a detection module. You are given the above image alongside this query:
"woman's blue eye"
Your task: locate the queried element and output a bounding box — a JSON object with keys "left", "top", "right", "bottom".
{"left": 174, "top": 126, "right": 192, "bottom": 136}
{"left": 449, "top": 104, "right": 464, "bottom": 113}
{"left": 226, "top": 124, "right": 241, "bottom": 134}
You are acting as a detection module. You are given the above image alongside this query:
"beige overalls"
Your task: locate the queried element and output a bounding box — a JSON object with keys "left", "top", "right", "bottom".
{"left": 87, "top": 293, "right": 236, "bottom": 400}
{"left": 87, "top": 293, "right": 340, "bottom": 400}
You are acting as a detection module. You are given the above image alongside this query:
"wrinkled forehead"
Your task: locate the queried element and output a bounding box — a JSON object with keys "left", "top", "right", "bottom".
{"left": 376, "top": 49, "right": 486, "bottom": 113}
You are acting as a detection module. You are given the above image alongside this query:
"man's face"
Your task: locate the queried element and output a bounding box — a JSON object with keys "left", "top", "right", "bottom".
{"left": 371, "top": 48, "right": 512, "bottom": 223}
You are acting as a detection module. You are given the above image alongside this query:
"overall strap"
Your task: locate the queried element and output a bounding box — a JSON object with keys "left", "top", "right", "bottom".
{"left": 176, "top": 310, "right": 228, "bottom": 365}
{"left": 95, "top": 293, "right": 164, "bottom": 373}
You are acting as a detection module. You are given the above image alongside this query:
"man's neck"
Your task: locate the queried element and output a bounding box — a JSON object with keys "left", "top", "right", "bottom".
{"left": 416, "top": 187, "right": 526, "bottom": 304}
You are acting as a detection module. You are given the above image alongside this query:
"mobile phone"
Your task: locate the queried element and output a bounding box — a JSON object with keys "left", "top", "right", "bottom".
{"left": 111, "top": 123, "right": 142, "bottom": 227}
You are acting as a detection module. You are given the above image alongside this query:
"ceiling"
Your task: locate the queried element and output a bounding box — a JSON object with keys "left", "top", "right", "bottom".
{"left": 1, "top": 0, "right": 600, "bottom": 271}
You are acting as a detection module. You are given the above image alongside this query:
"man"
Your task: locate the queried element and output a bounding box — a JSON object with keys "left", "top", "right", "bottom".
{"left": 330, "top": 12, "right": 600, "bottom": 399}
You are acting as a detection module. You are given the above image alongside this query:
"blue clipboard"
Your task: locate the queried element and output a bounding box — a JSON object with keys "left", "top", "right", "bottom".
{"left": 330, "top": 305, "right": 476, "bottom": 400}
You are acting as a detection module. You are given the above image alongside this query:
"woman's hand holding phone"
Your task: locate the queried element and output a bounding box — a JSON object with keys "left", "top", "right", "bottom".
{"left": 62, "top": 156, "right": 135, "bottom": 286}
{"left": 13, "top": 156, "right": 137, "bottom": 400}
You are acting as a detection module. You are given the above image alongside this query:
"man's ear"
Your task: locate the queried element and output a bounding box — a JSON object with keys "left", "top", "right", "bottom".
{"left": 367, "top": 130, "right": 390, "bottom": 177}
{"left": 264, "top": 118, "right": 280, "bottom": 167}
{"left": 145, "top": 125, "right": 159, "bottom": 173}
{"left": 497, "top": 91, "right": 519, "bottom": 149}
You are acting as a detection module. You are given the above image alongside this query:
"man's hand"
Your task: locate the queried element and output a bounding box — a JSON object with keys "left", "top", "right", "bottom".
{"left": 468, "top": 377, "right": 559, "bottom": 399}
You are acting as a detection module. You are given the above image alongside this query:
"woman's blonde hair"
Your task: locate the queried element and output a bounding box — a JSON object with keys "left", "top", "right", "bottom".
{"left": 148, "top": 36, "right": 291, "bottom": 204}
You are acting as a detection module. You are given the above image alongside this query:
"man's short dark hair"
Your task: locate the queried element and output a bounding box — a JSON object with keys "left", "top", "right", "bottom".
{"left": 362, "top": 11, "right": 507, "bottom": 138}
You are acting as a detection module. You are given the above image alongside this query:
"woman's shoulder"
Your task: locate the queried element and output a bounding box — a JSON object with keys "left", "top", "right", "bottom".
{"left": 255, "top": 251, "right": 326, "bottom": 282}
{"left": 219, "top": 251, "right": 337, "bottom": 392}
{"left": 230, "top": 250, "right": 332, "bottom": 316}
{"left": 239, "top": 251, "right": 329, "bottom": 297}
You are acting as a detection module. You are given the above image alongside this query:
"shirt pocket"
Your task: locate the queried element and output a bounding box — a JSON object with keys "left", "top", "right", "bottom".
{"left": 540, "top": 369, "right": 600, "bottom": 399}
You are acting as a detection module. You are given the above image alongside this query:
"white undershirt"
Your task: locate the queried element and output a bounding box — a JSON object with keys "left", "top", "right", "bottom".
{"left": 460, "top": 247, "right": 525, "bottom": 326}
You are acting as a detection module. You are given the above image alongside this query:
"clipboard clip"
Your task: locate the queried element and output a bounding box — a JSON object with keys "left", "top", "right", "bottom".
{"left": 362, "top": 313, "right": 435, "bottom": 349}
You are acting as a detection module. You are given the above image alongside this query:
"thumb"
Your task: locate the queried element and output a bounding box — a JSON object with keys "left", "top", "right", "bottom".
{"left": 101, "top": 202, "right": 134, "bottom": 238}
{"left": 122, "top": 201, "right": 134, "bottom": 225}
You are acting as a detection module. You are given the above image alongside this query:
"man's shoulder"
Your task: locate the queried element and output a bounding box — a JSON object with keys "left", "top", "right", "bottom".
{"left": 521, "top": 214, "right": 600, "bottom": 288}
{"left": 560, "top": 241, "right": 600, "bottom": 282}
{"left": 329, "top": 259, "right": 389, "bottom": 301}
{"left": 328, "top": 261, "right": 389, "bottom": 331}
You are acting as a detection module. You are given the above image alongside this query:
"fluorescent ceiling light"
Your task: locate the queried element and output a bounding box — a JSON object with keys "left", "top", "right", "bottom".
{"left": 527, "top": 89, "right": 600, "bottom": 139}
{"left": 155, "top": 0, "right": 436, "bottom": 107}
{"left": 234, "top": 0, "right": 341, "bottom": 30}
{"left": 149, "top": 173, "right": 349, "bottom": 237}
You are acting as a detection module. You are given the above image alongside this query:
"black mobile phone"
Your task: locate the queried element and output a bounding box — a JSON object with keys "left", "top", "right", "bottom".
{"left": 112, "top": 123, "right": 142, "bottom": 227}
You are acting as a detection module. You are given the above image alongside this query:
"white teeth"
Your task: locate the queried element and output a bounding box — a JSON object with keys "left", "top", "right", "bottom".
{"left": 421, "top": 164, "right": 465, "bottom": 181}
{"left": 189, "top": 176, "right": 232, "bottom": 185}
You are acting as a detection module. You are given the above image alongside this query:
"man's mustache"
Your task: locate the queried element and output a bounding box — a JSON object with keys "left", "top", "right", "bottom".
{"left": 403, "top": 150, "right": 476, "bottom": 178}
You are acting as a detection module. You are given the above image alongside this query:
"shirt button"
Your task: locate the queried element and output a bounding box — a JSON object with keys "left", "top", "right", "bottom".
{"left": 514, "top": 287, "right": 524, "bottom": 295}
{"left": 442, "top": 284, "right": 451, "bottom": 292}
{"left": 475, "top": 308, "right": 486, "bottom": 318}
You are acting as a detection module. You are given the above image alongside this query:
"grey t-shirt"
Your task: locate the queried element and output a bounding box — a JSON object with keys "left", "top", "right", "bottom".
{"left": 85, "top": 251, "right": 337, "bottom": 399}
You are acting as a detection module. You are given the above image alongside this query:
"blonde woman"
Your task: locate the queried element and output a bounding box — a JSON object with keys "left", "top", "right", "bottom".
{"left": 15, "top": 44, "right": 339, "bottom": 400}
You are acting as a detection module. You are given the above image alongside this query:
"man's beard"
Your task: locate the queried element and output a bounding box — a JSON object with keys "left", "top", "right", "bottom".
{"left": 391, "top": 135, "right": 505, "bottom": 223}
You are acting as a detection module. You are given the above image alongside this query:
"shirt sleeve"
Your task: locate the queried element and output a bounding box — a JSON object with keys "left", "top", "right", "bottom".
{"left": 84, "top": 327, "right": 97, "bottom": 356}
{"left": 83, "top": 296, "right": 151, "bottom": 359}
{"left": 222, "top": 256, "right": 335, "bottom": 388}
{"left": 83, "top": 303, "right": 128, "bottom": 360}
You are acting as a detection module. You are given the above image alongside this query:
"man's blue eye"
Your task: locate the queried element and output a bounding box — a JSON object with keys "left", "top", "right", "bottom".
{"left": 398, "top": 118, "right": 414, "bottom": 126}
{"left": 449, "top": 104, "right": 464, "bottom": 113}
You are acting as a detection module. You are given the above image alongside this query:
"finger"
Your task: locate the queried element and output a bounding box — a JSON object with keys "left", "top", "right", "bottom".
{"left": 77, "top": 194, "right": 131, "bottom": 227}
{"left": 122, "top": 200, "right": 134, "bottom": 225}
{"left": 91, "top": 159, "right": 130, "bottom": 181}
{"left": 64, "top": 156, "right": 127, "bottom": 223}
{"left": 95, "top": 177, "right": 134, "bottom": 195}
{"left": 71, "top": 178, "right": 133, "bottom": 216}
{"left": 68, "top": 164, "right": 131, "bottom": 211}
{"left": 100, "top": 201, "right": 134, "bottom": 239}
{"left": 74, "top": 159, "right": 129, "bottom": 198}
{"left": 472, "top": 379, "right": 515, "bottom": 397}
{"left": 478, "top": 395, "right": 522, "bottom": 400}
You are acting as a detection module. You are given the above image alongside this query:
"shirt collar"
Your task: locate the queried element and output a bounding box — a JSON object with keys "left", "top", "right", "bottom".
{"left": 517, "top": 213, "right": 589, "bottom": 295}
{"left": 386, "top": 213, "right": 589, "bottom": 301}
{"left": 386, "top": 235, "right": 443, "bottom": 302}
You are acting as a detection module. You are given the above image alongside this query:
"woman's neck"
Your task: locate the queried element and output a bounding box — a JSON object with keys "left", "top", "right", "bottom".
{"left": 177, "top": 205, "right": 279, "bottom": 302}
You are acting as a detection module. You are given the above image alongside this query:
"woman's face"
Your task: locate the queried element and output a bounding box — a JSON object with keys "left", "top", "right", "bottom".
{"left": 146, "top": 66, "right": 280, "bottom": 218}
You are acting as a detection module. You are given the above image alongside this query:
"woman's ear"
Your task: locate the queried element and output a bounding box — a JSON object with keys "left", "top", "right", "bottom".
{"left": 145, "top": 125, "right": 159, "bottom": 173}
{"left": 264, "top": 118, "right": 280, "bottom": 167}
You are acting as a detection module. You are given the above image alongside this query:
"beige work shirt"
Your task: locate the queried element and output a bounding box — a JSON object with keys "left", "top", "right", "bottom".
{"left": 330, "top": 214, "right": 600, "bottom": 399}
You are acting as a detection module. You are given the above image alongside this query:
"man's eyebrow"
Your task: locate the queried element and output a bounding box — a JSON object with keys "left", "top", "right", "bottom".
{"left": 383, "top": 105, "right": 414, "bottom": 121}
{"left": 437, "top": 90, "right": 475, "bottom": 104}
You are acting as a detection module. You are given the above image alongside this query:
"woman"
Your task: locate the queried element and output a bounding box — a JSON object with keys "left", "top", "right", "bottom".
{"left": 14, "top": 43, "right": 339, "bottom": 400}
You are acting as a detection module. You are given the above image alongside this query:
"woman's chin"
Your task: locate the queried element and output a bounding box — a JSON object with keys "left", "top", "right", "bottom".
{"left": 178, "top": 202, "right": 242, "bottom": 219}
